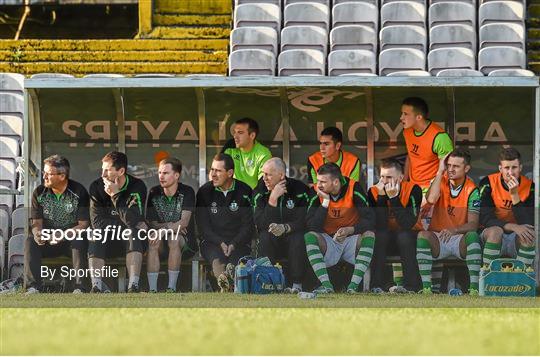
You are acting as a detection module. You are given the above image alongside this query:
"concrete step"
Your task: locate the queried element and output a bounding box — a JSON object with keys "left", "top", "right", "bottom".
{"left": 145, "top": 26, "right": 230, "bottom": 39}
{"left": 0, "top": 39, "right": 229, "bottom": 51}
{"left": 0, "top": 61, "right": 227, "bottom": 75}
{"left": 0, "top": 50, "right": 227, "bottom": 62}
{"left": 153, "top": 13, "right": 231, "bottom": 26}
{"left": 154, "top": 0, "right": 231, "bottom": 15}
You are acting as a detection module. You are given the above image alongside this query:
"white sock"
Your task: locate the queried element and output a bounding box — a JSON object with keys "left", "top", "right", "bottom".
{"left": 168, "top": 270, "right": 180, "bottom": 290}
{"left": 91, "top": 277, "right": 102, "bottom": 290}
{"left": 292, "top": 283, "right": 302, "bottom": 291}
{"left": 147, "top": 272, "right": 159, "bottom": 291}
{"left": 128, "top": 275, "right": 140, "bottom": 288}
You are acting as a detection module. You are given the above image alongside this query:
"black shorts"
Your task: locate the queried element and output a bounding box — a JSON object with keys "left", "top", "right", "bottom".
{"left": 200, "top": 240, "right": 251, "bottom": 266}
{"left": 88, "top": 231, "right": 145, "bottom": 259}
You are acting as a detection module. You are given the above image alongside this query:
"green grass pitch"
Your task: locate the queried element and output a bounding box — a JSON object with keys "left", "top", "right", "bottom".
{"left": 1, "top": 293, "right": 539, "bottom": 355}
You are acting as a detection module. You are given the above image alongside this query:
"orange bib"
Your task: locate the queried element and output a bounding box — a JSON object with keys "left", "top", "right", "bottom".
{"left": 487, "top": 173, "right": 532, "bottom": 224}
{"left": 403, "top": 121, "right": 446, "bottom": 189}
{"left": 429, "top": 175, "right": 477, "bottom": 232}
{"left": 322, "top": 181, "right": 360, "bottom": 235}
{"left": 309, "top": 150, "right": 359, "bottom": 179}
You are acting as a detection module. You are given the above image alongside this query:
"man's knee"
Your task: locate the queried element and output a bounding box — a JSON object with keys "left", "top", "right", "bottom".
{"left": 483, "top": 226, "right": 503, "bottom": 243}
{"left": 304, "top": 231, "right": 326, "bottom": 253}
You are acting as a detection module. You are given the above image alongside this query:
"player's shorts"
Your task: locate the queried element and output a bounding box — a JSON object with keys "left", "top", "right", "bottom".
{"left": 433, "top": 232, "right": 464, "bottom": 260}
{"left": 480, "top": 229, "right": 517, "bottom": 258}
{"left": 320, "top": 233, "right": 359, "bottom": 267}
{"left": 88, "top": 229, "right": 145, "bottom": 259}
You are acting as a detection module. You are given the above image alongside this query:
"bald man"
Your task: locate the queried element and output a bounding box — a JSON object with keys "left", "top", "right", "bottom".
{"left": 252, "top": 158, "right": 310, "bottom": 293}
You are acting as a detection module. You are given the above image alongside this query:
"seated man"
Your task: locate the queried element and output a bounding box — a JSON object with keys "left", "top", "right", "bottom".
{"left": 368, "top": 158, "right": 422, "bottom": 293}
{"left": 222, "top": 117, "right": 272, "bottom": 189}
{"left": 479, "top": 148, "right": 535, "bottom": 268}
{"left": 253, "top": 157, "right": 310, "bottom": 293}
{"left": 88, "top": 151, "right": 147, "bottom": 293}
{"left": 416, "top": 148, "right": 482, "bottom": 294}
{"left": 146, "top": 158, "right": 195, "bottom": 293}
{"left": 196, "top": 153, "right": 255, "bottom": 292}
{"left": 304, "top": 163, "right": 375, "bottom": 294}
{"left": 24, "top": 155, "right": 89, "bottom": 294}
{"left": 307, "top": 126, "right": 361, "bottom": 187}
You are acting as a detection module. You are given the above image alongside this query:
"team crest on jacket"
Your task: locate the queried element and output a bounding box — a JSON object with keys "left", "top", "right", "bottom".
{"left": 246, "top": 159, "right": 254, "bottom": 167}
{"left": 211, "top": 202, "right": 217, "bottom": 214}
{"left": 286, "top": 199, "right": 295, "bottom": 209}
{"left": 65, "top": 202, "right": 74, "bottom": 213}
{"left": 229, "top": 201, "right": 239, "bottom": 212}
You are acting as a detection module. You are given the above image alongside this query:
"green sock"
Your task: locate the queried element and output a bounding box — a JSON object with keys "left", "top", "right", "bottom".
{"left": 431, "top": 263, "right": 443, "bottom": 293}
{"left": 517, "top": 246, "right": 535, "bottom": 267}
{"left": 417, "top": 236, "right": 433, "bottom": 289}
{"left": 348, "top": 235, "right": 375, "bottom": 291}
{"left": 483, "top": 241, "right": 501, "bottom": 267}
{"left": 464, "top": 232, "right": 482, "bottom": 291}
{"left": 392, "top": 262, "right": 404, "bottom": 286}
{"left": 304, "top": 233, "right": 333, "bottom": 289}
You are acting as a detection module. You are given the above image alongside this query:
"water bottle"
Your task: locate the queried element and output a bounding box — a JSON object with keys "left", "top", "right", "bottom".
{"left": 448, "top": 288, "right": 463, "bottom": 296}
{"left": 234, "top": 263, "right": 249, "bottom": 294}
{"left": 298, "top": 291, "right": 317, "bottom": 299}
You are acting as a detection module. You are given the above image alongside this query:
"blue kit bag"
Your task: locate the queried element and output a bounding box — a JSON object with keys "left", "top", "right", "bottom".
{"left": 234, "top": 256, "right": 285, "bottom": 294}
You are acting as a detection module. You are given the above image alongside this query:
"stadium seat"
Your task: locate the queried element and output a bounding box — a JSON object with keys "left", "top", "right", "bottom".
{"left": 0, "top": 208, "right": 8, "bottom": 238}
{"left": 428, "top": 47, "right": 476, "bottom": 75}
{"left": 0, "top": 136, "right": 20, "bottom": 159}
{"left": 478, "top": 46, "right": 526, "bottom": 74}
{"left": 83, "top": 74, "right": 125, "bottom": 78}
{"left": 278, "top": 49, "right": 326, "bottom": 76}
{"left": 7, "top": 233, "right": 25, "bottom": 280}
{"left": 11, "top": 207, "right": 27, "bottom": 236}
{"left": 0, "top": 160, "right": 16, "bottom": 189}
{"left": 379, "top": 48, "right": 426, "bottom": 75}
{"left": 334, "top": 0, "right": 377, "bottom": 5}
{"left": 429, "top": 24, "right": 476, "bottom": 50}
{"left": 0, "top": 191, "right": 14, "bottom": 216}
{"left": 230, "top": 27, "right": 279, "bottom": 55}
{"left": 235, "top": 0, "right": 281, "bottom": 5}
{"left": 284, "top": 0, "right": 330, "bottom": 5}
{"left": 281, "top": 26, "right": 328, "bottom": 55}
{"left": 338, "top": 73, "right": 378, "bottom": 76}
{"left": 386, "top": 70, "right": 431, "bottom": 76}
{"left": 487, "top": 69, "right": 535, "bottom": 76}
{"left": 330, "top": 25, "right": 378, "bottom": 52}
{"left": 229, "top": 49, "right": 276, "bottom": 76}
{"left": 479, "top": 23, "right": 525, "bottom": 49}
{"left": 284, "top": 3, "right": 330, "bottom": 30}
{"left": 428, "top": 2, "right": 476, "bottom": 28}
{"left": 380, "top": 1, "right": 426, "bottom": 28}
{"left": 479, "top": 1, "right": 524, "bottom": 26}
{"left": 328, "top": 50, "right": 377, "bottom": 75}
{"left": 381, "top": 0, "right": 426, "bottom": 5}
{"left": 29, "top": 73, "right": 75, "bottom": 78}
{"left": 379, "top": 25, "right": 427, "bottom": 52}
{"left": 15, "top": 193, "right": 24, "bottom": 209}
{"left": 436, "top": 68, "right": 484, "bottom": 76}
{"left": 332, "top": 2, "right": 378, "bottom": 30}
{"left": 0, "top": 114, "right": 23, "bottom": 140}
{"left": 0, "top": 73, "right": 24, "bottom": 93}
{"left": 234, "top": 3, "right": 281, "bottom": 32}
{"left": 0, "top": 93, "right": 23, "bottom": 114}
{"left": 0, "top": 234, "right": 4, "bottom": 280}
